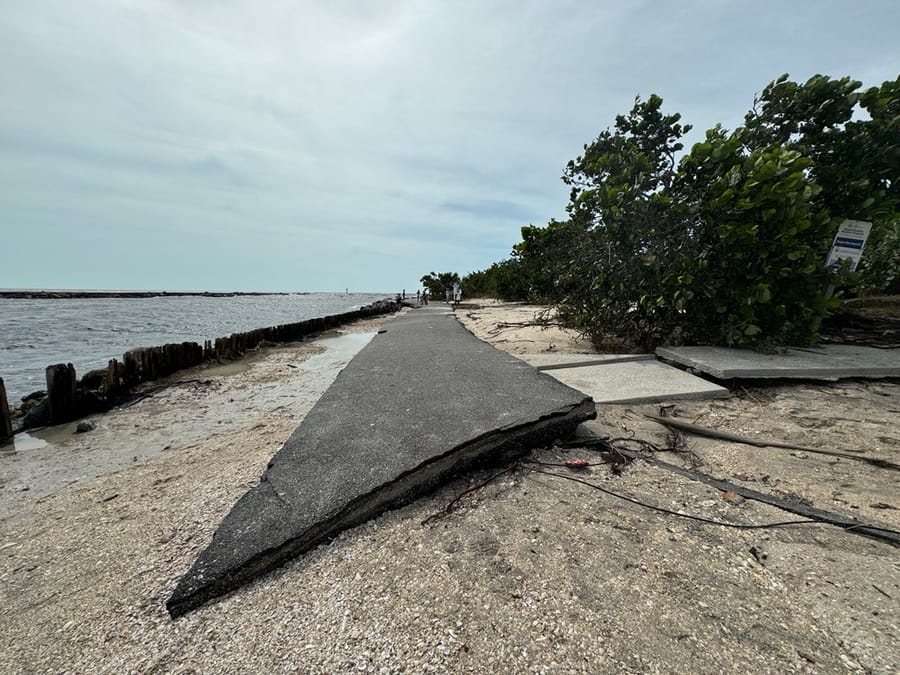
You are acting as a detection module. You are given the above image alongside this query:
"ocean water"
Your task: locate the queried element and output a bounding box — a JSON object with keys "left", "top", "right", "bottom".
{"left": 0, "top": 292, "right": 388, "bottom": 406}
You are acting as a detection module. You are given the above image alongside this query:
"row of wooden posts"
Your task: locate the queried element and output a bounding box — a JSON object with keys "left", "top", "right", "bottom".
{"left": 0, "top": 300, "right": 397, "bottom": 438}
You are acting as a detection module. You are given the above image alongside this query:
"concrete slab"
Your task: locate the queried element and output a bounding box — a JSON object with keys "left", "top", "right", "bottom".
{"left": 656, "top": 344, "right": 900, "bottom": 380}
{"left": 541, "top": 360, "right": 730, "bottom": 404}
{"left": 512, "top": 353, "right": 655, "bottom": 370}
{"left": 167, "top": 307, "right": 595, "bottom": 617}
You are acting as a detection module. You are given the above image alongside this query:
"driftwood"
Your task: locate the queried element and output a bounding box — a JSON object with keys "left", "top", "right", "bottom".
{"left": 647, "top": 415, "right": 900, "bottom": 471}
{"left": 487, "top": 320, "right": 561, "bottom": 336}
{"left": 618, "top": 448, "right": 900, "bottom": 546}
{"left": 546, "top": 435, "right": 900, "bottom": 546}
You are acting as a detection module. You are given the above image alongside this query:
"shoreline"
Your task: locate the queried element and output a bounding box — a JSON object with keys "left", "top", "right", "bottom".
{"left": 1, "top": 298, "right": 397, "bottom": 440}
{"left": 0, "top": 324, "right": 384, "bottom": 495}
{"left": 1, "top": 290, "right": 307, "bottom": 299}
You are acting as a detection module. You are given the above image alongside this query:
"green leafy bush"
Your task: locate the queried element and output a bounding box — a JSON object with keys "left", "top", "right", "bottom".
{"left": 453, "top": 74, "right": 897, "bottom": 347}
{"left": 419, "top": 271, "right": 459, "bottom": 301}
{"left": 461, "top": 259, "right": 530, "bottom": 301}
{"left": 677, "top": 131, "right": 837, "bottom": 346}
{"left": 858, "top": 219, "right": 900, "bottom": 294}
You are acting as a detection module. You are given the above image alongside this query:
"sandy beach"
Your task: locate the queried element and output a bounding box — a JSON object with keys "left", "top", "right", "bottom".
{"left": 1, "top": 304, "right": 898, "bottom": 673}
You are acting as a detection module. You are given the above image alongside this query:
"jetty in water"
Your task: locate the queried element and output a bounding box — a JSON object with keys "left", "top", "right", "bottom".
{"left": 0, "top": 290, "right": 300, "bottom": 299}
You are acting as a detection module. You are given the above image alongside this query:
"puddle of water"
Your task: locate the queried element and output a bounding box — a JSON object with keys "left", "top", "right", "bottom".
{"left": 202, "top": 349, "right": 267, "bottom": 377}
{"left": 202, "top": 360, "right": 253, "bottom": 378}
{"left": 2, "top": 420, "right": 86, "bottom": 453}
{"left": 34, "top": 422, "right": 83, "bottom": 444}
{"left": 203, "top": 331, "right": 356, "bottom": 377}
{"left": 8, "top": 432, "right": 49, "bottom": 451}
{"left": 301, "top": 332, "right": 375, "bottom": 370}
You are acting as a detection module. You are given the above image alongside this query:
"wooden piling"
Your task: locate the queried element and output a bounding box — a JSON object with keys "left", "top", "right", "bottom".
{"left": 46, "top": 363, "right": 78, "bottom": 424}
{"left": 106, "top": 359, "right": 121, "bottom": 397}
{"left": 123, "top": 350, "right": 140, "bottom": 388}
{"left": 0, "top": 377, "right": 12, "bottom": 439}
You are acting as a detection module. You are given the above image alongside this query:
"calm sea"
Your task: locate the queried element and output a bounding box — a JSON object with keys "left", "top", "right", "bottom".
{"left": 0, "top": 292, "right": 388, "bottom": 406}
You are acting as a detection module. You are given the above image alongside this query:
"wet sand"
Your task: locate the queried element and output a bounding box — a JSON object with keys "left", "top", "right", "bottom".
{"left": 1, "top": 330, "right": 377, "bottom": 499}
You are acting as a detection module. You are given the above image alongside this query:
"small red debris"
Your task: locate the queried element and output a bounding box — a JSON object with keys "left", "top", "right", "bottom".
{"left": 721, "top": 490, "right": 746, "bottom": 505}
{"left": 565, "top": 459, "right": 590, "bottom": 470}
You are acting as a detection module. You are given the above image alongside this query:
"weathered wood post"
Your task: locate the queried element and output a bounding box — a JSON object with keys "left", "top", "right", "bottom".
{"left": 0, "top": 377, "right": 12, "bottom": 440}
{"left": 105, "top": 359, "right": 120, "bottom": 397}
{"left": 46, "top": 363, "right": 77, "bottom": 424}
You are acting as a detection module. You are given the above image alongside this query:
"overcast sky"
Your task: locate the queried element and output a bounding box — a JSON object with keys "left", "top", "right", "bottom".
{"left": 1, "top": 1, "right": 897, "bottom": 292}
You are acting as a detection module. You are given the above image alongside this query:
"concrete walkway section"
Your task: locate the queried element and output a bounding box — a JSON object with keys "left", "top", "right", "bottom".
{"left": 510, "top": 353, "right": 730, "bottom": 404}
{"left": 657, "top": 344, "right": 900, "bottom": 380}
{"left": 537, "top": 359, "right": 731, "bottom": 404}
{"left": 167, "top": 307, "right": 595, "bottom": 617}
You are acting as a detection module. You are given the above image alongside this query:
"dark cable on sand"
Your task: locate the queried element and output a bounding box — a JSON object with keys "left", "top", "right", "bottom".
{"left": 529, "top": 466, "right": 828, "bottom": 531}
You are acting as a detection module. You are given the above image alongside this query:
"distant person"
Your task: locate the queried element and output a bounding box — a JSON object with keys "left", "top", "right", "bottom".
{"left": 422, "top": 290, "right": 428, "bottom": 305}
{"left": 416, "top": 290, "right": 421, "bottom": 303}
{"left": 402, "top": 289, "right": 406, "bottom": 299}
{"left": 452, "top": 282, "right": 462, "bottom": 305}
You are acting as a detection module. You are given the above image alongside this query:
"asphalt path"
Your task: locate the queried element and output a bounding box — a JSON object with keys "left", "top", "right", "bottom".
{"left": 167, "top": 305, "right": 595, "bottom": 617}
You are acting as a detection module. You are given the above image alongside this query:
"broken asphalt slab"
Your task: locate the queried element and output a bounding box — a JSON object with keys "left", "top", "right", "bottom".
{"left": 656, "top": 344, "right": 900, "bottom": 380}
{"left": 167, "top": 306, "right": 595, "bottom": 617}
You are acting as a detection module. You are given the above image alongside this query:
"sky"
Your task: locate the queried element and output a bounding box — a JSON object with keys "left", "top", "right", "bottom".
{"left": 1, "top": 1, "right": 897, "bottom": 293}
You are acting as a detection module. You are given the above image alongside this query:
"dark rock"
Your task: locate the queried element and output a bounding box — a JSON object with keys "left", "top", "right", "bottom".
{"left": 78, "top": 390, "right": 110, "bottom": 416}
{"left": 75, "top": 420, "right": 96, "bottom": 433}
{"left": 15, "top": 392, "right": 45, "bottom": 419}
{"left": 80, "top": 369, "right": 107, "bottom": 391}
{"left": 22, "top": 398, "right": 50, "bottom": 429}
{"left": 21, "top": 390, "right": 47, "bottom": 403}
{"left": 20, "top": 398, "right": 40, "bottom": 414}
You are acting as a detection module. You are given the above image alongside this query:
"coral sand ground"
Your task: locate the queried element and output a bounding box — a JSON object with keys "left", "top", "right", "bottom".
{"left": 1, "top": 305, "right": 898, "bottom": 673}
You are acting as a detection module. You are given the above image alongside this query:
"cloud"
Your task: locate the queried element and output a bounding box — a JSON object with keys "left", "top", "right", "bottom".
{"left": 1, "top": 0, "right": 898, "bottom": 291}
{"left": 440, "top": 198, "right": 536, "bottom": 223}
